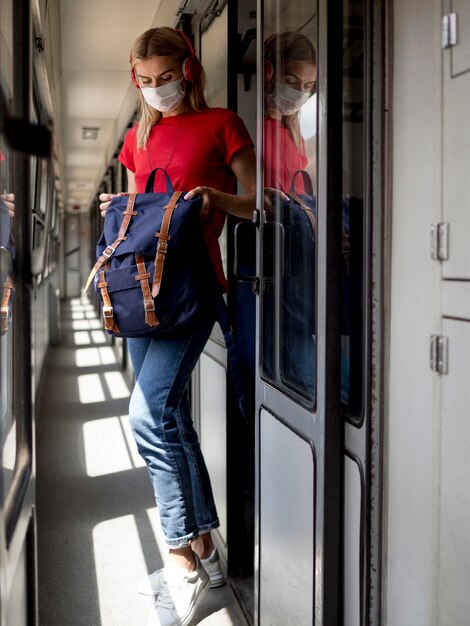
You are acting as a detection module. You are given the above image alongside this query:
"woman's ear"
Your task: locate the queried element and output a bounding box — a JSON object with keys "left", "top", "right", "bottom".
{"left": 265, "top": 59, "right": 274, "bottom": 82}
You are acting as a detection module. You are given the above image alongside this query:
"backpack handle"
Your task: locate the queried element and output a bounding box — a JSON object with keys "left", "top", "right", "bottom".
{"left": 290, "top": 170, "right": 314, "bottom": 195}
{"left": 145, "top": 168, "right": 174, "bottom": 194}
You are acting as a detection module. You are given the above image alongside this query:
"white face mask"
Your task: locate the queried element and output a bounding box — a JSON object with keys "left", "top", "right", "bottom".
{"left": 266, "top": 82, "right": 311, "bottom": 116}
{"left": 141, "top": 77, "right": 186, "bottom": 112}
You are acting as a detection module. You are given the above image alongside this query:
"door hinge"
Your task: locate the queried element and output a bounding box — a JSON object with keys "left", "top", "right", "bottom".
{"left": 430, "top": 222, "right": 449, "bottom": 260}
{"left": 430, "top": 334, "right": 449, "bottom": 374}
{"left": 442, "top": 13, "right": 458, "bottom": 49}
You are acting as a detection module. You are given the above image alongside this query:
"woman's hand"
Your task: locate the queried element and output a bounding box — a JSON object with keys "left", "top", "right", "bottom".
{"left": 184, "top": 186, "right": 218, "bottom": 225}
{"left": 99, "top": 192, "right": 128, "bottom": 218}
{"left": 0, "top": 193, "right": 15, "bottom": 218}
{"left": 263, "top": 187, "right": 289, "bottom": 218}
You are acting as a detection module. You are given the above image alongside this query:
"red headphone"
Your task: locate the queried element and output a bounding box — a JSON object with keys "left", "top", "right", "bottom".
{"left": 178, "top": 30, "right": 201, "bottom": 83}
{"left": 130, "top": 29, "right": 201, "bottom": 89}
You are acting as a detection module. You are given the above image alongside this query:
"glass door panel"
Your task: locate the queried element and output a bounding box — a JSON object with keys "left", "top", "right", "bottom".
{"left": 261, "top": 2, "right": 318, "bottom": 405}
{"left": 256, "top": 0, "right": 343, "bottom": 624}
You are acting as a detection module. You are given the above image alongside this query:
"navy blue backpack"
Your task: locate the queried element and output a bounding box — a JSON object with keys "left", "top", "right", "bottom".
{"left": 83, "top": 169, "right": 218, "bottom": 338}
{"left": 83, "top": 168, "right": 246, "bottom": 417}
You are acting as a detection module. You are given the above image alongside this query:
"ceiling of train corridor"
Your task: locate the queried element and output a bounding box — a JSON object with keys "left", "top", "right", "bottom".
{"left": 60, "top": 0, "right": 183, "bottom": 214}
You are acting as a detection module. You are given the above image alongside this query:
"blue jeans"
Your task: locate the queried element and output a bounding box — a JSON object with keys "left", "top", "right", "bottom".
{"left": 128, "top": 318, "right": 219, "bottom": 548}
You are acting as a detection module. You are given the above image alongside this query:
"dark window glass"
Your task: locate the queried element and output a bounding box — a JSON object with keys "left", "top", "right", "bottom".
{"left": 261, "top": 0, "right": 318, "bottom": 404}
{"left": 342, "top": 0, "right": 365, "bottom": 419}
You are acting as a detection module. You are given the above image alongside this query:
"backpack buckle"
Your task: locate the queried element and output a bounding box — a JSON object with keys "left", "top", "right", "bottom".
{"left": 1, "top": 307, "right": 9, "bottom": 331}
{"left": 103, "top": 305, "right": 114, "bottom": 319}
{"left": 143, "top": 299, "right": 155, "bottom": 313}
{"left": 103, "top": 245, "right": 116, "bottom": 258}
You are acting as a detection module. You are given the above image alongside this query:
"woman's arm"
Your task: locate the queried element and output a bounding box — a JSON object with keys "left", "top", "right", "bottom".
{"left": 184, "top": 146, "right": 257, "bottom": 220}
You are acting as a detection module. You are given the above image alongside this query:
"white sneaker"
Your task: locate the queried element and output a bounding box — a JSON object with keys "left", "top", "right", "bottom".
{"left": 146, "top": 555, "right": 210, "bottom": 626}
{"left": 138, "top": 548, "right": 225, "bottom": 596}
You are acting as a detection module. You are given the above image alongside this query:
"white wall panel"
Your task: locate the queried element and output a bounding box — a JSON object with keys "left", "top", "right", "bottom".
{"left": 438, "top": 319, "right": 470, "bottom": 625}
{"left": 259, "top": 409, "right": 314, "bottom": 625}
{"left": 344, "top": 456, "right": 361, "bottom": 626}
{"left": 200, "top": 353, "right": 227, "bottom": 545}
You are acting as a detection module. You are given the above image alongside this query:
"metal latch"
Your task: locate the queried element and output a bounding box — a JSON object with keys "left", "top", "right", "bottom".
{"left": 442, "top": 13, "right": 458, "bottom": 49}
{"left": 430, "top": 222, "right": 449, "bottom": 261}
{"left": 430, "top": 334, "right": 449, "bottom": 374}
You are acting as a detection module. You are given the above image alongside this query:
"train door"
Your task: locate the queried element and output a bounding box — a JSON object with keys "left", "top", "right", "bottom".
{"left": 256, "top": 1, "right": 343, "bottom": 623}
{"left": 255, "top": 0, "right": 377, "bottom": 623}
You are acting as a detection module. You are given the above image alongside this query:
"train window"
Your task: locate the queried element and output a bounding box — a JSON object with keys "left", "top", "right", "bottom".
{"left": 261, "top": 1, "right": 318, "bottom": 405}
{"left": 31, "top": 158, "right": 47, "bottom": 282}
{"left": 341, "top": 0, "right": 366, "bottom": 421}
{"left": 36, "top": 157, "right": 49, "bottom": 216}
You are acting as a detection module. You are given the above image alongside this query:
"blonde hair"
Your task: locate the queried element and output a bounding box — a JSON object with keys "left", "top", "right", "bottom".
{"left": 130, "top": 27, "right": 208, "bottom": 149}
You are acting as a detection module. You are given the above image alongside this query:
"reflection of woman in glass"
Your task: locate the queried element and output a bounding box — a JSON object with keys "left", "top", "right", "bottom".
{"left": 262, "top": 32, "right": 318, "bottom": 400}
{"left": 264, "top": 32, "right": 316, "bottom": 194}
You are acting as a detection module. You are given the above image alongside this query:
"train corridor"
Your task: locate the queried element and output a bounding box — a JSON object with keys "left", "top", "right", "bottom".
{"left": 36, "top": 297, "right": 248, "bottom": 626}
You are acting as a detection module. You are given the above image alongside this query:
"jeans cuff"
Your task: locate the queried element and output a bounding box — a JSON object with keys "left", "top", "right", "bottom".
{"left": 165, "top": 520, "right": 220, "bottom": 548}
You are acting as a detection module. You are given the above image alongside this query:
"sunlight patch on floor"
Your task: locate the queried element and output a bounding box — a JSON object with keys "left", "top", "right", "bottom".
{"left": 74, "top": 331, "right": 91, "bottom": 346}
{"left": 72, "top": 319, "right": 101, "bottom": 331}
{"left": 90, "top": 330, "right": 108, "bottom": 344}
{"left": 146, "top": 507, "right": 168, "bottom": 565}
{"left": 75, "top": 346, "right": 117, "bottom": 368}
{"left": 84, "top": 417, "right": 133, "bottom": 476}
{"left": 104, "top": 371, "right": 130, "bottom": 399}
{"left": 119, "top": 415, "right": 145, "bottom": 468}
{"left": 92, "top": 514, "right": 156, "bottom": 626}
{"left": 83, "top": 415, "right": 145, "bottom": 477}
{"left": 78, "top": 373, "right": 106, "bottom": 404}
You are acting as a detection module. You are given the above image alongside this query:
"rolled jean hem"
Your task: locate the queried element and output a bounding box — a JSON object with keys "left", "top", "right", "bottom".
{"left": 165, "top": 520, "right": 220, "bottom": 548}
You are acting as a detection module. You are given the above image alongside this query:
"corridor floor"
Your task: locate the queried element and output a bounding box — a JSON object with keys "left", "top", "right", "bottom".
{"left": 36, "top": 297, "right": 249, "bottom": 626}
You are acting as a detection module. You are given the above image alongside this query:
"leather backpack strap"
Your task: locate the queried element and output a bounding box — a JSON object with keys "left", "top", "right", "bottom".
{"left": 287, "top": 192, "right": 317, "bottom": 240}
{"left": 97, "top": 265, "right": 120, "bottom": 334}
{"left": 151, "top": 191, "right": 183, "bottom": 298}
{"left": 82, "top": 194, "right": 138, "bottom": 296}
{"left": 135, "top": 254, "right": 159, "bottom": 327}
{"left": 1, "top": 276, "right": 13, "bottom": 332}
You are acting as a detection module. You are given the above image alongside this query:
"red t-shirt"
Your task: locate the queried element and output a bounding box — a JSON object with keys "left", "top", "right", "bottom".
{"left": 0, "top": 149, "right": 5, "bottom": 163}
{"left": 119, "top": 107, "right": 253, "bottom": 290}
{"left": 264, "top": 117, "right": 308, "bottom": 193}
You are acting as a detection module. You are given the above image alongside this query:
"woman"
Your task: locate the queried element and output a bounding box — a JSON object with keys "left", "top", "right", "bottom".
{"left": 261, "top": 32, "right": 318, "bottom": 400}
{"left": 99, "top": 27, "right": 255, "bottom": 626}
{"left": 264, "top": 31, "right": 316, "bottom": 194}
